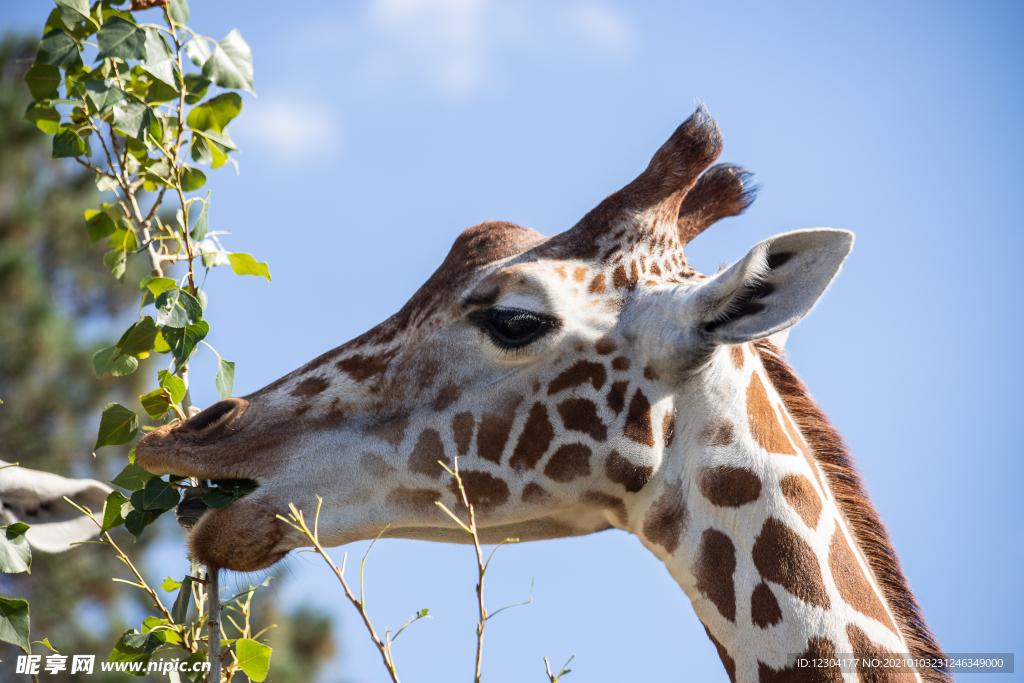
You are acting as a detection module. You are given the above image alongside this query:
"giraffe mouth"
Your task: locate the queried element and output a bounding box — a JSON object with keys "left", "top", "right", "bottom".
{"left": 174, "top": 479, "right": 260, "bottom": 531}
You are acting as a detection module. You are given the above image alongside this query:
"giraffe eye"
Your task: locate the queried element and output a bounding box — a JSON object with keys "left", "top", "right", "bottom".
{"left": 470, "top": 308, "right": 557, "bottom": 350}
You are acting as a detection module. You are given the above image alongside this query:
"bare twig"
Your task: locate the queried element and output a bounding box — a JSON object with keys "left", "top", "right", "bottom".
{"left": 278, "top": 500, "right": 403, "bottom": 683}
{"left": 436, "top": 458, "right": 526, "bottom": 683}
{"left": 544, "top": 655, "right": 574, "bottom": 683}
{"left": 207, "top": 567, "right": 222, "bottom": 683}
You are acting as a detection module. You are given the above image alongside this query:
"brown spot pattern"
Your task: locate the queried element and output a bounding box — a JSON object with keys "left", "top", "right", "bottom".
{"left": 579, "top": 490, "right": 628, "bottom": 526}
{"left": 510, "top": 403, "right": 555, "bottom": 470}
{"left": 758, "top": 636, "right": 843, "bottom": 683}
{"left": 694, "top": 528, "right": 737, "bottom": 622}
{"left": 557, "top": 398, "right": 608, "bottom": 441}
{"left": 477, "top": 402, "right": 520, "bottom": 463}
{"left": 364, "top": 414, "right": 409, "bottom": 447}
{"left": 606, "top": 381, "right": 628, "bottom": 415}
{"left": 588, "top": 273, "right": 606, "bottom": 294}
{"left": 623, "top": 389, "right": 655, "bottom": 446}
{"left": 780, "top": 407, "right": 827, "bottom": 495}
{"left": 360, "top": 452, "right": 395, "bottom": 478}
{"left": 543, "top": 443, "right": 592, "bottom": 482}
{"left": 642, "top": 477, "right": 687, "bottom": 553}
{"left": 605, "top": 450, "right": 652, "bottom": 492}
{"left": 780, "top": 474, "right": 822, "bottom": 529}
{"left": 752, "top": 517, "right": 830, "bottom": 609}
{"left": 432, "top": 383, "right": 462, "bottom": 411}
{"left": 452, "top": 412, "right": 475, "bottom": 456}
{"left": 595, "top": 336, "right": 617, "bottom": 355}
{"left": 751, "top": 582, "right": 783, "bottom": 628}
{"left": 662, "top": 409, "right": 675, "bottom": 447}
{"left": 611, "top": 356, "right": 630, "bottom": 371}
{"left": 408, "top": 429, "right": 449, "bottom": 479}
{"left": 291, "top": 376, "right": 329, "bottom": 398}
{"left": 847, "top": 624, "right": 915, "bottom": 682}
{"left": 829, "top": 528, "right": 899, "bottom": 634}
{"left": 704, "top": 627, "right": 737, "bottom": 683}
{"left": 699, "top": 418, "right": 735, "bottom": 446}
{"left": 643, "top": 364, "right": 659, "bottom": 380}
{"left": 521, "top": 482, "right": 550, "bottom": 503}
{"left": 386, "top": 486, "right": 442, "bottom": 513}
{"left": 337, "top": 352, "right": 392, "bottom": 382}
{"left": 747, "top": 373, "right": 798, "bottom": 455}
{"left": 612, "top": 265, "right": 629, "bottom": 288}
{"left": 573, "top": 266, "right": 587, "bottom": 282}
{"left": 698, "top": 466, "right": 762, "bottom": 507}
{"left": 729, "top": 345, "right": 744, "bottom": 369}
{"left": 548, "top": 361, "right": 607, "bottom": 395}
{"left": 450, "top": 471, "right": 509, "bottom": 511}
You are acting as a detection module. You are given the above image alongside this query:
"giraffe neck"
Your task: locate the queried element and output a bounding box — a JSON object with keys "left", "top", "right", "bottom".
{"left": 633, "top": 342, "right": 941, "bottom": 683}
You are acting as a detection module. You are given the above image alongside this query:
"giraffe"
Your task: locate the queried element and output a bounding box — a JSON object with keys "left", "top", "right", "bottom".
{"left": 136, "top": 105, "right": 949, "bottom": 682}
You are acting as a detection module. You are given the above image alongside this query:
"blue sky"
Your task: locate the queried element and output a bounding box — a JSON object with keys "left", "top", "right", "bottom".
{"left": 3, "top": 1, "right": 1023, "bottom": 681}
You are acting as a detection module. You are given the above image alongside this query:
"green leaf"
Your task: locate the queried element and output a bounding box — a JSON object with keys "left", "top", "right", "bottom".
{"left": 183, "top": 38, "right": 212, "bottom": 69}
{"left": 190, "top": 134, "right": 227, "bottom": 168}
{"left": 84, "top": 80, "right": 130, "bottom": 114}
{"left": 111, "top": 463, "right": 154, "bottom": 492}
{"left": 181, "top": 650, "right": 207, "bottom": 683}
{"left": 228, "top": 253, "right": 272, "bottom": 281}
{"left": 202, "top": 30, "right": 255, "bottom": 95}
{"left": 171, "top": 575, "right": 193, "bottom": 624}
{"left": 103, "top": 248, "right": 128, "bottom": 281}
{"left": 93, "top": 345, "right": 139, "bottom": 377}
{"left": 179, "top": 165, "right": 206, "bottom": 191}
{"left": 24, "top": 63, "right": 61, "bottom": 100}
{"left": 37, "top": 28, "right": 82, "bottom": 70}
{"left": 139, "top": 388, "right": 172, "bottom": 419}
{"left": 201, "top": 479, "right": 257, "bottom": 509}
{"left": 116, "top": 317, "right": 160, "bottom": 359}
{"left": 142, "top": 277, "right": 178, "bottom": 297}
{"left": 161, "top": 577, "right": 182, "bottom": 591}
{"left": 183, "top": 73, "right": 211, "bottom": 104}
{"left": 157, "top": 370, "right": 187, "bottom": 404}
{"left": 142, "top": 27, "right": 176, "bottom": 87}
{"left": 97, "top": 16, "right": 146, "bottom": 61}
{"left": 94, "top": 402, "right": 139, "bottom": 451}
{"left": 167, "top": 0, "right": 189, "bottom": 25}
{"left": 0, "top": 524, "right": 32, "bottom": 575}
{"left": 236, "top": 639, "right": 272, "bottom": 682}
{"left": 96, "top": 174, "right": 120, "bottom": 192}
{"left": 52, "top": 128, "right": 86, "bottom": 158}
{"left": 123, "top": 509, "right": 155, "bottom": 541}
{"left": 155, "top": 288, "right": 203, "bottom": 328}
{"left": 0, "top": 598, "right": 30, "bottom": 654}
{"left": 215, "top": 359, "right": 235, "bottom": 400}
{"left": 186, "top": 92, "right": 242, "bottom": 133}
{"left": 153, "top": 330, "right": 170, "bottom": 354}
{"left": 190, "top": 193, "right": 209, "bottom": 241}
{"left": 101, "top": 491, "right": 128, "bottom": 533}
{"left": 163, "top": 320, "right": 209, "bottom": 367}
{"left": 137, "top": 477, "right": 180, "bottom": 511}
{"left": 24, "top": 104, "right": 61, "bottom": 135}
{"left": 112, "top": 97, "right": 159, "bottom": 141}
{"left": 56, "top": 0, "right": 90, "bottom": 29}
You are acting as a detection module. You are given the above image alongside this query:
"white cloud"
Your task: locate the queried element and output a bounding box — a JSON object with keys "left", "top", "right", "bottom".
{"left": 232, "top": 101, "right": 340, "bottom": 161}
{"left": 358, "top": 0, "right": 635, "bottom": 96}
{"left": 565, "top": 2, "right": 634, "bottom": 54}
{"left": 369, "top": 0, "right": 487, "bottom": 94}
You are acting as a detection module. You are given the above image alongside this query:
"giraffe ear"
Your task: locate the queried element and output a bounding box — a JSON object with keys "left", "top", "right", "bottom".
{"left": 690, "top": 229, "right": 853, "bottom": 344}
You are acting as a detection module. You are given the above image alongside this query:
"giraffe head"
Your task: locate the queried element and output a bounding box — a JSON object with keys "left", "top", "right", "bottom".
{"left": 135, "top": 105, "right": 852, "bottom": 573}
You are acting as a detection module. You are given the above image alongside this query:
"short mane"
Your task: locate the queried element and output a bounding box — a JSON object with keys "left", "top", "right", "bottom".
{"left": 754, "top": 340, "right": 951, "bottom": 683}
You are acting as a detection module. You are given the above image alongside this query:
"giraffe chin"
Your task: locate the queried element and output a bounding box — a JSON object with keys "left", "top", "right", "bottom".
{"left": 186, "top": 498, "right": 290, "bottom": 572}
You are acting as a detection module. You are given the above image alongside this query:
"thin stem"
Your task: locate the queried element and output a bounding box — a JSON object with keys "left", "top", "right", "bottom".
{"left": 208, "top": 566, "right": 221, "bottom": 683}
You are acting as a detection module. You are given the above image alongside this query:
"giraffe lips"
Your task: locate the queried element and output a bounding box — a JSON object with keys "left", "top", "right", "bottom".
{"left": 174, "top": 479, "right": 260, "bottom": 531}
{"left": 175, "top": 486, "right": 213, "bottom": 531}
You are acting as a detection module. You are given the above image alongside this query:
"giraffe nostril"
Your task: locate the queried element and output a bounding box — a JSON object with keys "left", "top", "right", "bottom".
{"left": 182, "top": 397, "right": 249, "bottom": 436}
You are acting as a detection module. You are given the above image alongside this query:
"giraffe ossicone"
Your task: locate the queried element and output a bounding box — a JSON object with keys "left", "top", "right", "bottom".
{"left": 136, "top": 105, "right": 949, "bottom": 682}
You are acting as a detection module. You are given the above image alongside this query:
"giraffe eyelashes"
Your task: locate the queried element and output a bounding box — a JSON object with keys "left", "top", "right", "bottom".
{"left": 469, "top": 307, "right": 559, "bottom": 351}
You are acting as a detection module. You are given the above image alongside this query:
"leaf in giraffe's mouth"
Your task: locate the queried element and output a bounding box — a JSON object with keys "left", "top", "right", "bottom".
{"left": 175, "top": 478, "right": 258, "bottom": 531}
